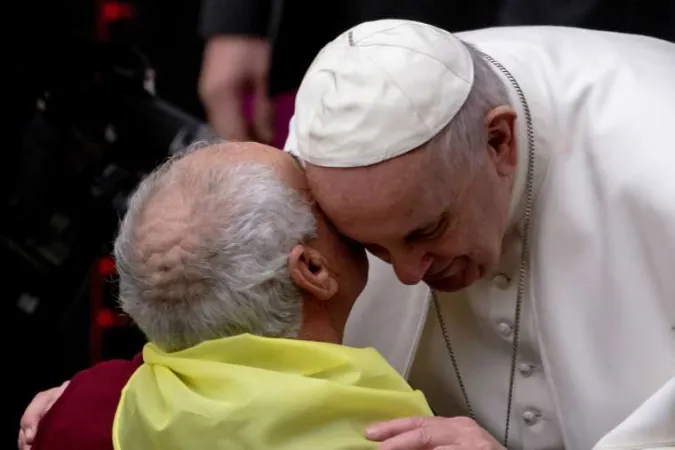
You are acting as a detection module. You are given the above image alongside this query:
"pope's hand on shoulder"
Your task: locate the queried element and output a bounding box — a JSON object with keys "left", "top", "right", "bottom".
{"left": 18, "top": 381, "right": 69, "bottom": 450}
{"left": 366, "top": 416, "right": 505, "bottom": 450}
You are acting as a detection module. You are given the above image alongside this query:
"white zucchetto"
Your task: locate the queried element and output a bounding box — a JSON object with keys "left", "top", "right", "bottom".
{"left": 293, "top": 19, "right": 474, "bottom": 167}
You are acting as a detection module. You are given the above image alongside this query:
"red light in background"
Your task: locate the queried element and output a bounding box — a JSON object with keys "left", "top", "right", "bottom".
{"left": 96, "top": 308, "right": 130, "bottom": 329}
{"left": 98, "top": 257, "right": 116, "bottom": 277}
{"left": 97, "top": 0, "right": 136, "bottom": 40}
{"left": 102, "top": 1, "right": 135, "bottom": 22}
{"left": 96, "top": 309, "right": 116, "bottom": 328}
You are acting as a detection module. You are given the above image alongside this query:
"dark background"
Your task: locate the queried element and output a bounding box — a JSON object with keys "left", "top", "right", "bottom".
{"left": 8, "top": 1, "right": 205, "bottom": 446}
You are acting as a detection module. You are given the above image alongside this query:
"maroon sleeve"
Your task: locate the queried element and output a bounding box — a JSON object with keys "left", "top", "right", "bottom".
{"left": 32, "top": 353, "right": 144, "bottom": 450}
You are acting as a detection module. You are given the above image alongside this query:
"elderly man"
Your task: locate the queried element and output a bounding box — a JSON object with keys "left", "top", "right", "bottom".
{"left": 282, "top": 20, "right": 675, "bottom": 450}
{"left": 24, "top": 141, "right": 433, "bottom": 450}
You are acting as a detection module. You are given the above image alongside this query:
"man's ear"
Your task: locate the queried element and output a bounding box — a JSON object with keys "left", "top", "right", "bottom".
{"left": 485, "top": 105, "right": 517, "bottom": 177}
{"left": 288, "top": 245, "right": 338, "bottom": 301}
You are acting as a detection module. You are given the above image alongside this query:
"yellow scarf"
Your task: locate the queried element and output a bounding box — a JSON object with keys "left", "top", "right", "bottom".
{"left": 113, "top": 334, "right": 432, "bottom": 449}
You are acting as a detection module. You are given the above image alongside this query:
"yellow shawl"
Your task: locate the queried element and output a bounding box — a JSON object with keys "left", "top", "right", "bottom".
{"left": 113, "top": 334, "right": 432, "bottom": 449}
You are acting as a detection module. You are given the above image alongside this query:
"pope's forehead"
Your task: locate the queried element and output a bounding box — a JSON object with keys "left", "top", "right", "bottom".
{"left": 305, "top": 148, "right": 432, "bottom": 201}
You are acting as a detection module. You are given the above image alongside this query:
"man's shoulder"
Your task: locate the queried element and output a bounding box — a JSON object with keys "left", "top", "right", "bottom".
{"left": 460, "top": 25, "right": 673, "bottom": 67}
{"left": 33, "top": 354, "right": 143, "bottom": 450}
{"left": 457, "top": 25, "right": 580, "bottom": 43}
{"left": 458, "top": 25, "right": 663, "bottom": 44}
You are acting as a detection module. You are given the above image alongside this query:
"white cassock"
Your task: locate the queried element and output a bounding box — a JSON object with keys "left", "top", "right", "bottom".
{"left": 285, "top": 26, "right": 675, "bottom": 450}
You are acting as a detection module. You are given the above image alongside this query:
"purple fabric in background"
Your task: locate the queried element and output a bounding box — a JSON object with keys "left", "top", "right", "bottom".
{"left": 242, "top": 91, "right": 297, "bottom": 150}
{"left": 272, "top": 91, "right": 297, "bottom": 149}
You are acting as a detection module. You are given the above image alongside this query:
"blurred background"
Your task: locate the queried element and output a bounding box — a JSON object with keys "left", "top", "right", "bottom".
{"left": 6, "top": 0, "right": 674, "bottom": 446}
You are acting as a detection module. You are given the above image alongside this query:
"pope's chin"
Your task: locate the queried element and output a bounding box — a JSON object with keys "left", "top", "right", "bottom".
{"left": 425, "top": 261, "right": 485, "bottom": 292}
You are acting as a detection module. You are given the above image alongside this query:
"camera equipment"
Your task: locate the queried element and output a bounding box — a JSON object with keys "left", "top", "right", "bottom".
{"left": 3, "top": 36, "right": 215, "bottom": 365}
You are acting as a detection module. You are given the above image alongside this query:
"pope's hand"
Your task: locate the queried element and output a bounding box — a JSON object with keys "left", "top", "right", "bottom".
{"left": 366, "top": 416, "right": 505, "bottom": 450}
{"left": 18, "top": 381, "right": 69, "bottom": 450}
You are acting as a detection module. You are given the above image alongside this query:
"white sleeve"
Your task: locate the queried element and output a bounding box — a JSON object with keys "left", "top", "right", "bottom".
{"left": 592, "top": 377, "right": 675, "bottom": 450}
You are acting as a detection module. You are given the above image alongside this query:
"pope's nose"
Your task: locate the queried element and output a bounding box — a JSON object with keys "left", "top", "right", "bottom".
{"left": 391, "top": 253, "right": 433, "bottom": 285}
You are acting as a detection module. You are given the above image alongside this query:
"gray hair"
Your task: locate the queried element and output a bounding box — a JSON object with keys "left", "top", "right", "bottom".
{"left": 426, "top": 43, "right": 511, "bottom": 171}
{"left": 114, "top": 145, "right": 316, "bottom": 352}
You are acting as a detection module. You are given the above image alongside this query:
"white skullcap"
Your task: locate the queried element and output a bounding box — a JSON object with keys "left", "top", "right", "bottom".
{"left": 293, "top": 19, "right": 474, "bottom": 168}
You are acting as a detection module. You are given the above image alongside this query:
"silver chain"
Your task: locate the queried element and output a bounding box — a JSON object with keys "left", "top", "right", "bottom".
{"left": 432, "top": 51, "right": 536, "bottom": 449}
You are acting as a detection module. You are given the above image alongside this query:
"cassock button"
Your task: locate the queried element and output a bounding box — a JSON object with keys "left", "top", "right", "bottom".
{"left": 497, "top": 321, "right": 513, "bottom": 337}
{"left": 518, "top": 363, "right": 536, "bottom": 377}
{"left": 522, "top": 409, "right": 541, "bottom": 426}
{"left": 492, "top": 273, "right": 510, "bottom": 289}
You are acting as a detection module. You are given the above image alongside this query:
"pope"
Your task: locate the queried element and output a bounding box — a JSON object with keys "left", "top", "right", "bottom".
{"left": 283, "top": 20, "right": 675, "bottom": 450}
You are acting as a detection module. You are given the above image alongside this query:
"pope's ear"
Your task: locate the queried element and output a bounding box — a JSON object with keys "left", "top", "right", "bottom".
{"left": 485, "top": 105, "right": 517, "bottom": 176}
{"left": 288, "top": 245, "right": 338, "bottom": 301}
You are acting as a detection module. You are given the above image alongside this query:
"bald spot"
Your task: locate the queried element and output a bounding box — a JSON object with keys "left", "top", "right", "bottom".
{"left": 129, "top": 142, "right": 287, "bottom": 304}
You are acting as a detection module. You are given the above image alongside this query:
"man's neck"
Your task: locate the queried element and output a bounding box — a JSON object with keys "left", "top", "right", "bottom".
{"left": 298, "top": 298, "right": 343, "bottom": 344}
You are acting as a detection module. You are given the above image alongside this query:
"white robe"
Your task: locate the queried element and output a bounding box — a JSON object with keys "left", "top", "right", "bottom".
{"left": 285, "top": 26, "right": 675, "bottom": 450}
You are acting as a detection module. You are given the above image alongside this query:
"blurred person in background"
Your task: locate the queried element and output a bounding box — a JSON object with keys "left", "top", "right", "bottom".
{"left": 197, "top": 0, "right": 501, "bottom": 147}
{"left": 197, "top": 0, "right": 674, "bottom": 147}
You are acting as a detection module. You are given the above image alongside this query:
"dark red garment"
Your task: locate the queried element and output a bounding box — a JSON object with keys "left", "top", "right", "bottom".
{"left": 33, "top": 353, "right": 144, "bottom": 450}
